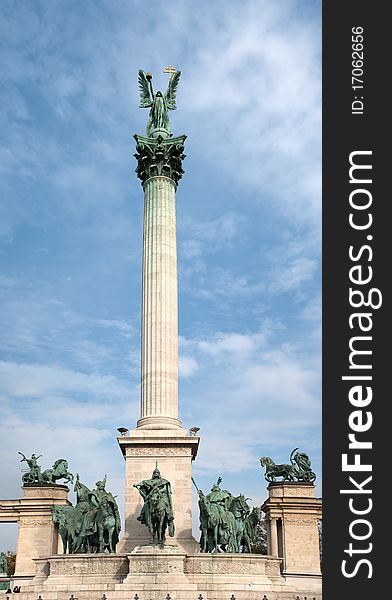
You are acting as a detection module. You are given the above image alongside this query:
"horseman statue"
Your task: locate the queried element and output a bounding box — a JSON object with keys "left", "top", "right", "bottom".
{"left": 52, "top": 474, "right": 121, "bottom": 553}
{"left": 75, "top": 475, "right": 121, "bottom": 553}
{"left": 134, "top": 463, "right": 174, "bottom": 545}
{"left": 193, "top": 477, "right": 258, "bottom": 553}
{"left": 19, "top": 452, "right": 74, "bottom": 485}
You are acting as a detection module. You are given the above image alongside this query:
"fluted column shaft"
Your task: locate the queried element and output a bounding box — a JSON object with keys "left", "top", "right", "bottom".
{"left": 269, "top": 518, "right": 279, "bottom": 557}
{"left": 137, "top": 176, "right": 182, "bottom": 429}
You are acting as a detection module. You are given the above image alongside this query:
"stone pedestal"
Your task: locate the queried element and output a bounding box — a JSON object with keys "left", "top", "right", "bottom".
{"left": 117, "top": 430, "right": 199, "bottom": 554}
{"left": 33, "top": 554, "right": 129, "bottom": 589}
{"left": 13, "top": 485, "right": 70, "bottom": 579}
{"left": 24, "top": 552, "right": 315, "bottom": 600}
{"left": 122, "top": 544, "right": 196, "bottom": 592}
{"left": 261, "top": 483, "right": 322, "bottom": 576}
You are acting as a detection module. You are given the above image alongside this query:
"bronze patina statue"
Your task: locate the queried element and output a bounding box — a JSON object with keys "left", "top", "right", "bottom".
{"left": 259, "top": 456, "right": 296, "bottom": 482}
{"left": 76, "top": 476, "right": 121, "bottom": 552}
{"left": 52, "top": 474, "right": 121, "bottom": 553}
{"left": 290, "top": 448, "right": 316, "bottom": 482}
{"left": 19, "top": 452, "right": 74, "bottom": 485}
{"left": 193, "top": 477, "right": 259, "bottom": 554}
{"left": 260, "top": 448, "right": 316, "bottom": 483}
{"left": 134, "top": 464, "right": 174, "bottom": 545}
{"left": 19, "top": 452, "right": 42, "bottom": 483}
{"left": 138, "top": 68, "right": 181, "bottom": 139}
{"left": 134, "top": 67, "right": 186, "bottom": 187}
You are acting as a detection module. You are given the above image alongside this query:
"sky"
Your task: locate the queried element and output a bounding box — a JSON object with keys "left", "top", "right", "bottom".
{"left": 0, "top": 0, "right": 321, "bottom": 551}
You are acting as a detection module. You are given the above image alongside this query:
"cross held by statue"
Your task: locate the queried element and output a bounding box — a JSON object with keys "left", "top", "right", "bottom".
{"left": 164, "top": 65, "right": 177, "bottom": 78}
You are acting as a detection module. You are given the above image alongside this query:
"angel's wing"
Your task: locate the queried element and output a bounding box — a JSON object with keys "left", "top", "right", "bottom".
{"left": 164, "top": 70, "right": 181, "bottom": 110}
{"left": 138, "top": 70, "right": 153, "bottom": 108}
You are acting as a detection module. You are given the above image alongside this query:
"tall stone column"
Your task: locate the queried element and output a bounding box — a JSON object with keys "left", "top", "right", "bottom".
{"left": 135, "top": 134, "right": 186, "bottom": 431}
{"left": 138, "top": 172, "right": 181, "bottom": 430}
{"left": 117, "top": 133, "right": 199, "bottom": 553}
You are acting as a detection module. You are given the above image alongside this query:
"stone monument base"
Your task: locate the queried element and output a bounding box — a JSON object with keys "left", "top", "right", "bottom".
{"left": 17, "top": 550, "right": 321, "bottom": 600}
{"left": 2, "top": 484, "right": 71, "bottom": 584}
{"left": 262, "top": 483, "right": 322, "bottom": 577}
{"left": 117, "top": 430, "right": 200, "bottom": 554}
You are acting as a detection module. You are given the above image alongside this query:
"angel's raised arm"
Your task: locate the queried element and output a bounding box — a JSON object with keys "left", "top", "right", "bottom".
{"left": 138, "top": 70, "right": 153, "bottom": 108}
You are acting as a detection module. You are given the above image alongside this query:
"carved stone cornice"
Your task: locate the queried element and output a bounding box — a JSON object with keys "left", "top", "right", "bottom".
{"left": 134, "top": 134, "right": 186, "bottom": 187}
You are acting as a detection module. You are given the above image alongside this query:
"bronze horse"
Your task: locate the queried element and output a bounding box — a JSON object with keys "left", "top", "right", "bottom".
{"left": 149, "top": 487, "right": 174, "bottom": 544}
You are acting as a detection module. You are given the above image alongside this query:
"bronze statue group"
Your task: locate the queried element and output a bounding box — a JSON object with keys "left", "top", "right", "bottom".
{"left": 193, "top": 477, "right": 262, "bottom": 554}
{"left": 52, "top": 474, "right": 121, "bottom": 554}
{"left": 18, "top": 446, "right": 315, "bottom": 555}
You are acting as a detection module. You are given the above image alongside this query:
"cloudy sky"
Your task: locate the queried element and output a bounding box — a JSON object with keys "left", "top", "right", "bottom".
{"left": 0, "top": 0, "right": 321, "bottom": 551}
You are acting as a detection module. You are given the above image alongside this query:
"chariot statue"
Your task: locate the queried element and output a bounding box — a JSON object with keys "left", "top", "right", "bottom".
{"left": 260, "top": 448, "right": 316, "bottom": 483}
{"left": 19, "top": 452, "right": 74, "bottom": 485}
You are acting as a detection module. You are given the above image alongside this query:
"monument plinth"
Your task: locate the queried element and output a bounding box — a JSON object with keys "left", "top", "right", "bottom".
{"left": 261, "top": 482, "right": 322, "bottom": 577}
{"left": 5, "top": 485, "right": 71, "bottom": 582}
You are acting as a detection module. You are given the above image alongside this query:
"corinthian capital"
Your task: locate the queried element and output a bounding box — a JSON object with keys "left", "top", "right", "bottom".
{"left": 134, "top": 134, "right": 187, "bottom": 187}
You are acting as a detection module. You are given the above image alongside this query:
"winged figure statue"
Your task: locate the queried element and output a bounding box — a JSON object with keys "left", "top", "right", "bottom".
{"left": 138, "top": 69, "right": 181, "bottom": 138}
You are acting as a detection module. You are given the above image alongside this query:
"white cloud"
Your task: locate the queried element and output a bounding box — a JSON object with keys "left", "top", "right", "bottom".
{"left": 179, "top": 212, "right": 245, "bottom": 265}
{"left": 0, "top": 360, "right": 133, "bottom": 403}
{"left": 179, "top": 356, "right": 199, "bottom": 377}
{"left": 198, "top": 332, "right": 266, "bottom": 358}
{"left": 268, "top": 258, "right": 318, "bottom": 294}
{"left": 179, "top": 322, "right": 321, "bottom": 478}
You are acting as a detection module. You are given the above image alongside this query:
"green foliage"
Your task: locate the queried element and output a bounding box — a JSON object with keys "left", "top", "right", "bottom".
{"left": 6, "top": 551, "right": 16, "bottom": 576}
{"left": 250, "top": 518, "right": 268, "bottom": 555}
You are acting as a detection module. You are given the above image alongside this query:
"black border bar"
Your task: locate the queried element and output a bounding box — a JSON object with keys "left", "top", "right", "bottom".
{"left": 323, "top": 1, "right": 388, "bottom": 596}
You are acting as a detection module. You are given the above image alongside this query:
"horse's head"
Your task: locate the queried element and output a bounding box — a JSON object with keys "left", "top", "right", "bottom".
{"left": 52, "top": 458, "right": 66, "bottom": 471}
{"left": 260, "top": 457, "right": 272, "bottom": 467}
{"left": 250, "top": 507, "right": 261, "bottom": 524}
{"left": 239, "top": 495, "right": 251, "bottom": 514}
{"left": 52, "top": 506, "right": 66, "bottom": 526}
{"left": 229, "top": 495, "right": 249, "bottom": 518}
{"left": 237, "top": 494, "right": 248, "bottom": 505}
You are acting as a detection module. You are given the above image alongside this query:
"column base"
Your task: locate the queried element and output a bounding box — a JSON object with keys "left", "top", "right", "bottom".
{"left": 136, "top": 415, "right": 183, "bottom": 430}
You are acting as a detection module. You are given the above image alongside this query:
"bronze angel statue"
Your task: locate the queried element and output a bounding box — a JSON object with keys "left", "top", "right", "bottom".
{"left": 138, "top": 69, "right": 181, "bottom": 138}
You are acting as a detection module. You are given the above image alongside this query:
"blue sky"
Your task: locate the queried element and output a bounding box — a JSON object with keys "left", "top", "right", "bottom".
{"left": 0, "top": 0, "right": 321, "bottom": 551}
